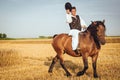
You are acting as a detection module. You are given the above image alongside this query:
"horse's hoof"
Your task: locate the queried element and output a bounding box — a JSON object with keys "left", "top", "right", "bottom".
{"left": 48, "top": 70, "right": 52, "bottom": 73}
{"left": 77, "top": 71, "right": 84, "bottom": 76}
{"left": 94, "top": 74, "right": 98, "bottom": 78}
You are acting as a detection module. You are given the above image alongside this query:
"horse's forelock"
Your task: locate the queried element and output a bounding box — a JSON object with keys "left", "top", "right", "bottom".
{"left": 96, "top": 21, "right": 106, "bottom": 30}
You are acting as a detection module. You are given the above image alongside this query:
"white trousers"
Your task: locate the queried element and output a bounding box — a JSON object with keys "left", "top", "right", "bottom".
{"left": 69, "top": 29, "right": 80, "bottom": 50}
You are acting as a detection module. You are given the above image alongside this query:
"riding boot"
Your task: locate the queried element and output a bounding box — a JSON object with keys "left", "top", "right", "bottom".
{"left": 74, "top": 48, "right": 80, "bottom": 54}
{"left": 74, "top": 50, "right": 78, "bottom": 54}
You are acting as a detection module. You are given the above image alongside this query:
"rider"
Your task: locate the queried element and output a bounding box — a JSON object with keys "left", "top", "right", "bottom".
{"left": 65, "top": 5, "right": 87, "bottom": 53}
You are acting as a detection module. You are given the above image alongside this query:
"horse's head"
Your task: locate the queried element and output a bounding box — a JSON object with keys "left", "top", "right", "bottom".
{"left": 87, "top": 20, "right": 106, "bottom": 45}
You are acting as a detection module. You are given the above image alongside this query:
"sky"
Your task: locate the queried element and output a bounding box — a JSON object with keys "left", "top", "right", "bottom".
{"left": 0, "top": 0, "right": 120, "bottom": 38}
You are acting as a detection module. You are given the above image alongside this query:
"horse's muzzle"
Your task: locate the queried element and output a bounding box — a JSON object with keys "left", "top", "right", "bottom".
{"left": 100, "top": 39, "right": 106, "bottom": 45}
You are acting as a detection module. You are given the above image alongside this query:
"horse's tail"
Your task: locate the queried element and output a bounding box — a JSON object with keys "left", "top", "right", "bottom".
{"left": 53, "top": 34, "right": 58, "bottom": 38}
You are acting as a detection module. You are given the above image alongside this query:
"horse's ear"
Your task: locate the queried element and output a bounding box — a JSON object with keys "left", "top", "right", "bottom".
{"left": 103, "top": 19, "right": 105, "bottom": 23}
{"left": 91, "top": 21, "right": 94, "bottom": 24}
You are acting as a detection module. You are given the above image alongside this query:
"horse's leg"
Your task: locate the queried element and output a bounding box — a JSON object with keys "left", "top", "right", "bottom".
{"left": 48, "top": 55, "right": 58, "bottom": 73}
{"left": 77, "top": 55, "right": 88, "bottom": 76}
{"left": 59, "top": 53, "right": 72, "bottom": 76}
{"left": 92, "top": 54, "right": 98, "bottom": 78}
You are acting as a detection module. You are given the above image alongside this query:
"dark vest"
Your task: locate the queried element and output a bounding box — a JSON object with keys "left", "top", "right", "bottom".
{"left": 69, "top": 15, "right": 81, "bottom": 31}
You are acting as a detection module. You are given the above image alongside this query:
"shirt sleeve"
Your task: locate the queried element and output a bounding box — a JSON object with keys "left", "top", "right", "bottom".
{"left": 80, "top": 17, "right": 87, "bottom": 31}
{"left": 80, "top": 17, "right": 87, "bottom": 27}
{"left": 66, "top": 13, "right": 72, "bottom": 23}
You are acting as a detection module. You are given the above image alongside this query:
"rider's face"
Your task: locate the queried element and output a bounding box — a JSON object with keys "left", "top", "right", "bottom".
{"left": 71, "top": 9, "right": 76, "bottom": 16}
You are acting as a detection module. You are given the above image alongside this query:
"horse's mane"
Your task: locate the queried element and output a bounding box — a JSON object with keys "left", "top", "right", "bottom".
{"left": 87, "top": 21, "right": 105, "bottom": 49}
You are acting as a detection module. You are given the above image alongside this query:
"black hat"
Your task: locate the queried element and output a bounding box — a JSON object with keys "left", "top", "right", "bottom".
{"left": 65, "top": 2, "right": 72, "bottom": 11}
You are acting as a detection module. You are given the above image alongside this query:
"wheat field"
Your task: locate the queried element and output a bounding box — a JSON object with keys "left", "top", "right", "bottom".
{"left": 0, "top": 38, "right": 120, "bottom": 80}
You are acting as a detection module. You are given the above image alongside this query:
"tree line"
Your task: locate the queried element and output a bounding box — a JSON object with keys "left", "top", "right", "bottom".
{"left": 39, "top": 36, "right": 52, "bottom": 39}
{"left": 0, "top": 33, "right": 7, "bottom": 38}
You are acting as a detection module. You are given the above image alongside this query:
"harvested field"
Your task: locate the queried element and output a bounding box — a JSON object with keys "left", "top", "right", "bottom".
{"left": 0, "top": 38, "right": 120, "bottom": 80}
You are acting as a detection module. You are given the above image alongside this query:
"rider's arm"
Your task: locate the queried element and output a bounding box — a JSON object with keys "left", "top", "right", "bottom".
{"left": 66, "top": 13, "right": 72, "bottom": 23}
{"left": 80, "top": 17, "right": 87, "bottom": 31}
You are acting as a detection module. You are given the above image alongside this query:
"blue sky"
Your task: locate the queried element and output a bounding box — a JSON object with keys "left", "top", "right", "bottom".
{"left": 0, "top": 0, "right": 120, "bottom": 38}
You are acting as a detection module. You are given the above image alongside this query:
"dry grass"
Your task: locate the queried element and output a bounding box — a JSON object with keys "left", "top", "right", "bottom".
{"left": 106, "top": 36, "right": 120, "bottom": 43}
{"left": 0, "top": 49, "right": 22, "bottom": 67}
{"left": 0, "top": 39, "right": 120, "bottom": 80}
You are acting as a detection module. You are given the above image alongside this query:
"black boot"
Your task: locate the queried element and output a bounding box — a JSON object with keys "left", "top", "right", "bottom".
{"left": 74, "top": 50, "right": 78, "bottom": 54}
{"left": 74, "top": 48, "right": 80, "bottom": 54}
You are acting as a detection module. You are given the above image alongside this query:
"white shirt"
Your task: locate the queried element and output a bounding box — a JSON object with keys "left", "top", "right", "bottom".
{"left": 66, "top": 13, "right": 72, "bottom": 23}
{"left": 66, "top": 13, "right": 87, "bottom": 31}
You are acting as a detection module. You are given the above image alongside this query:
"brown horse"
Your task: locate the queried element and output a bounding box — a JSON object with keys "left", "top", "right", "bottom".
{"left": 48, "top": 20, "right": 106, "bottom": 78}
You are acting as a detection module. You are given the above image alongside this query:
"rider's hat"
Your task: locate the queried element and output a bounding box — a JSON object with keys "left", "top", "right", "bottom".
{"left": 65, "top": 2, "right": 72, "bottom": 11}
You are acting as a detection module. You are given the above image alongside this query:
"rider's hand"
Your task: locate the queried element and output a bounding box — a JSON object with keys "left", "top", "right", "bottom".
{"left": 66, "top": 9, "right": 71, "bottom": 14}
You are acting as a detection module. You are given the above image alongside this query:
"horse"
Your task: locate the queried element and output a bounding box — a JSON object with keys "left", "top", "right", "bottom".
{"left": 48, "top": 20, "right": 106, "bottom": 78}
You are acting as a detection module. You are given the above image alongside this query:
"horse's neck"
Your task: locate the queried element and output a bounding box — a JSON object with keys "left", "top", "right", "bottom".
{"left": 82, "top": 30, "right": 101, "bottom": 49}
{"left": 80, "top": 30, "right": 91, "bottom": 37}
{"left": 89, "top": 31, "right": 101, "bottom": 49}
{"left": 79, "top": 30, "right": 91, "bottom": 42}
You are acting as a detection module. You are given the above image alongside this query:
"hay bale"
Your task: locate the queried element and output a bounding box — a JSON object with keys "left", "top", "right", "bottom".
{"left": 0, "top": 49, "right": 22, "bottom": 67}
